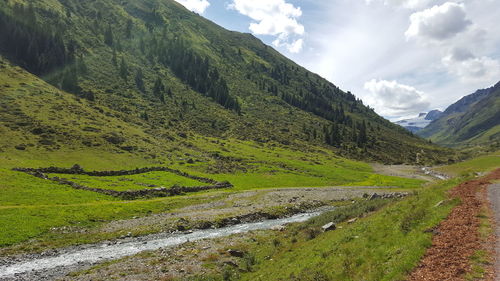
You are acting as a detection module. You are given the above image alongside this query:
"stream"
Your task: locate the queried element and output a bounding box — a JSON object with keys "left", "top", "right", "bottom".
{"left": 0, "top": 210, "right": 327, "bottom": 280}
{"left": 422, "top": 167, "right": 449, "bottom": 180}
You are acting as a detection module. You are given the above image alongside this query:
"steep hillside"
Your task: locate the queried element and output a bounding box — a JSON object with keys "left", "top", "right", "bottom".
{"left": 0, "top": 0, "right": 450, "bottom": 164}
{"left": 418, "top": 82, "right": 500, "bottom": 147}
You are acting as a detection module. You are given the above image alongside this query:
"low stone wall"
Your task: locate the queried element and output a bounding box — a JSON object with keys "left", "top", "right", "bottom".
{"left": 13, "top": 165, "right": 233, "bottom": 200}
{"left": 13, "top": 165, "right": 219, "bottom": 184}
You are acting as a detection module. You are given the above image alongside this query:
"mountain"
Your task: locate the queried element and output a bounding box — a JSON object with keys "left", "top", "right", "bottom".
{"left": 394, "top": 110, "right": 443, "bottom": 133}
{"left": 425, "top": 110, "right": 443, "bottom": 121}
{"left": 418, "top": 82, "right": 500, "bottom": 147}
{"left": 0, "top": 0, "right": 451, "bottom": 164}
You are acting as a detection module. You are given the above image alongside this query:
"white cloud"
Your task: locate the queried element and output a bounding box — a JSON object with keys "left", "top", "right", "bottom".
{"left": 174, "top": 0, "right": 210, "bottom": 14}
{"left": 364, "top": 79, "right": 430, "bottom": 116}
{"left": 442, "top": 50, "right": 500, "bottom": 83}
{"left": 365, "top": 0, "right": 431, "bottom": 9}
{"left": 406, "top": 2, "right": 471, "bottom": 41}
{"left": 287, "top": 38, "right": 304, "bottom": 53}
{"left": 208, "top": 0, "right": 500, "bottom": 115}
{"left": 273, "top": 38, "right": 304, "bottom": 53}
{"left": 229, "top": 0, "right": 305, "bottom": 53}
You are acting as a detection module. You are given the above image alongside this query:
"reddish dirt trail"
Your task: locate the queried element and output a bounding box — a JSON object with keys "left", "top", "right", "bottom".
{"left": 408, "top": 169, "right": 500, "bottom": 281}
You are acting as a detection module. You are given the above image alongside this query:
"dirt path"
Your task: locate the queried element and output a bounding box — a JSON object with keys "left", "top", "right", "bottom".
{"left": 409, "top": 169, "right": 500, "bottom": 281}
{"left": 489, "top": 183, "right": 500, "bottom": 281}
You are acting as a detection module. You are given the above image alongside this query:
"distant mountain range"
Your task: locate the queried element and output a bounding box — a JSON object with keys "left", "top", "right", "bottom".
{"left": 417, "top": 81, "right": 500, "bottom": 147}
{"left": 394, "top": 110, "right": 443, "bottom": 133}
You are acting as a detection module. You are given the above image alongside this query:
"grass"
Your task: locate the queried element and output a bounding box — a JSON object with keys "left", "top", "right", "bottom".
{"left": 300, "top": 198, "right": 394, "bottom": 230}
{"left": 227, "top": 179, "right": 461, "bottom": 281}
{"left": 183, "top": 137, "right": 425, "bottom": 190}
{"left": 435, "top": 150, "right": 500, "bottom": 176}
{"left": 71, "top": 150, "right": 498, "bottom": 280}
{"left": 47, "top": 171, "right": 206, "bottom": 191}
{"left": 0, "top": 191, "right": 229, "bottom": 251}
{"left": 195, "top": 153, "right": 497, "bottom": 281}
{"left": 0, "top": 138, "right": 423, "bottom": 249}
{"left": 465, "top": 250, "right": 490, "bottom": 281}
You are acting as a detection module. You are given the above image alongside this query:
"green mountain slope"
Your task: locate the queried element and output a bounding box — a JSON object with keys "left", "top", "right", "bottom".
{"left": 0, "top": 0, "right": 450, "bottom": 164}
{"left": 0, "top": 58, "right": 439, "bottom": 248}
{"left": 418, "top": 82, "right": 500, "bottom": 147}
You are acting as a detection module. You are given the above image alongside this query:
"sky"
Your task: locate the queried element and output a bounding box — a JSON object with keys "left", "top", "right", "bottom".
{"left": 173, "top": 0, "right": 500, "bottom": 120}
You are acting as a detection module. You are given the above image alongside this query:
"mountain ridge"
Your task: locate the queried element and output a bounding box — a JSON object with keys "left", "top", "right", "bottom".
{"left": 418, "top": 81, "right": 500, "bottom": 147}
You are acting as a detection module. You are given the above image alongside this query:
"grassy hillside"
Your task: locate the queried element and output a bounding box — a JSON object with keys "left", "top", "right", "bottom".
{"left": 0, "top": 58, "right": 432, "bottom": 248}
{"left": 0, "top": 0, "right": 457, "bottom": 255}
{"left": 0, "top": 0, "right": 451, "bottom": 164}
{"left": 435, "top": 150, "right": 500, "bottom": 176}
{"left": 418, "top": 82, "right": 500, "bottom": 148}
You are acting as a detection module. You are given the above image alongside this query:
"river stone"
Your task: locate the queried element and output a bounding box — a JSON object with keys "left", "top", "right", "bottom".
{"left": 271, "top": 225, "right": 285, "bottom": 231}
{"left": 227, "top": 249, "right": 245, "bottom": 258}
{"left": 322, "top": 222, "right": 336, "bottom": 232}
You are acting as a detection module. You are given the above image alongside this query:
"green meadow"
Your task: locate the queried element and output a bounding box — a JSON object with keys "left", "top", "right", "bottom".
{"left": 0, "top": 137, "right": 423, "bottom": 249}
{"left": 193, "top": 154, "right": 499, "bottom": 281}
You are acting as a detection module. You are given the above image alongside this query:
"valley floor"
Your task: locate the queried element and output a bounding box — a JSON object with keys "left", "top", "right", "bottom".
{"left": 0, "top": 150, "right": 498, "bottom": 280}
{"left": 0, "top": 186, "right": 402, "bottom": 280}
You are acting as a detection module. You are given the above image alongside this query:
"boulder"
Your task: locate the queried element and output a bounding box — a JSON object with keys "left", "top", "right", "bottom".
{"left": 227, "top": 249, "right": 245, "bottom": 258}
{"left": 271, "top": 225, "right": 285, "bottom": 231}
{"left": 322, "top": 222, "right": 336, "bottom": 232}
{"left": 347, "top": 218, "right": 357, "bottom": 224}
{"left": 223, "top": 261, "right": 239, "bottom": 267}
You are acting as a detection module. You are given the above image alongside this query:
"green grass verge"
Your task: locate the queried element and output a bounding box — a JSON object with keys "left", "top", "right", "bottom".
{"left": 0, "top": 191, "right": 229, "bottom": 251}
{"left": 213, "top": 179, "right": 462, "bottom": 281}
{"left": 436, "top": 150, "right": 499, "bottom": 176}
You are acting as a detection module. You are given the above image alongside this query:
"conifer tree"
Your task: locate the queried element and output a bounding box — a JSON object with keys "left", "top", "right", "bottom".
{"left": 77, "top": 56, "right": 88, "bottom": 76}
{"left": 116, "top": 37, "right": 122, "bottom": 52}
{"left": 119, "top": 57, "right": 128, "bottom": 80}
{"left": 104, "top": 25, "right": 114, "bottom": 46}
{"left": 126, "top": 19, "right": 133, "bottom": 38}
{"left": 112, "top": 48, "right": 118, "bottom": 66}
{"left": 135, "top": 69, "right": 145, "bottom": 93}
{"left": 357, "top": 121, "right": 368, "bottom": 147}
{"left": 61, "top": 67, "right": 80, "bottom": 94}
{"left": 152, "top": 76, "right": 165, "bottom": 98}
{"left": 139, "top": 37, "right": 145, "bottom": 54}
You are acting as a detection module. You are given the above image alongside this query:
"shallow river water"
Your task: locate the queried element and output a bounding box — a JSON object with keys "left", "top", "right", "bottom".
{"left": 0, "top": 210, "right": 326, "bottom": 279}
